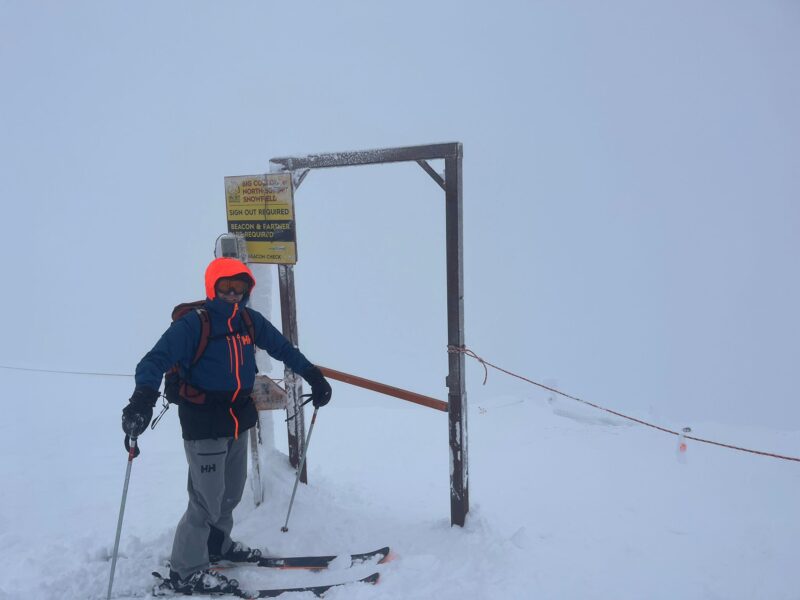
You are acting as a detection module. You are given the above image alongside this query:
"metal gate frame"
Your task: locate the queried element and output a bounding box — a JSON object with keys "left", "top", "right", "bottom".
{"left": 268, "top": 142, "right": 468, "bottom": 526}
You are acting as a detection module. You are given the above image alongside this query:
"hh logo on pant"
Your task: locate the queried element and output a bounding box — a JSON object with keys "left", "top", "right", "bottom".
{"left": 201, "top": 464, "right": 216, "bottom": 474}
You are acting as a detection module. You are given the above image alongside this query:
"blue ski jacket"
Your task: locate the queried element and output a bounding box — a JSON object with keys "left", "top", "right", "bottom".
{"left": 134, "top": 259, "right": 314, "bottom": 440}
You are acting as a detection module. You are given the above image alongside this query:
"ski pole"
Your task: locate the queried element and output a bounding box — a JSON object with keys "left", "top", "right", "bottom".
{"left": 285, "top": 394, "right": 313, "bottom": 422}
{"left": 281, "top": 407, "right": 318, "bottom": 533}
{"left": 107, "top": 435, "right": 138, "bottom": 600}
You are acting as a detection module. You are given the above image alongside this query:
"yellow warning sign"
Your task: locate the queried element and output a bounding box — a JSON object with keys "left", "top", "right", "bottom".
{"left": 224, "top": 173, "right": 297, "bottom": 264}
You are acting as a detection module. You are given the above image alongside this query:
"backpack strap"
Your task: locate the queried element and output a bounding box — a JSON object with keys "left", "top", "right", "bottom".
{"left": 190, "top": 308, "right": 211, "bottom": 366}
{"left": 240, "top": 307, "right": 256, "bottom": 344}
{"left": 187, "top": 306, "right": 253, "bottom": 369}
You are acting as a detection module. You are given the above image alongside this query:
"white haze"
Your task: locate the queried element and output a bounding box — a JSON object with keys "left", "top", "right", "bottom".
{"left": 1, "top": 2, "right": 799, "bottom": 598}
{"left": 2, "top": 1, "right": 798, "bottom": 431}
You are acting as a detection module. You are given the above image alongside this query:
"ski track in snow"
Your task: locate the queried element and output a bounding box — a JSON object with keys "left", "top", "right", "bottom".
{"left": 0, "top": 373, "right": 798, "bottom": 599}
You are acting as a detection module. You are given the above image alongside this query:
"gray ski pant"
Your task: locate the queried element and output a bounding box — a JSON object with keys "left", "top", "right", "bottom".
{"left": 170, "top": 432, "right": 249, "bottom": 579}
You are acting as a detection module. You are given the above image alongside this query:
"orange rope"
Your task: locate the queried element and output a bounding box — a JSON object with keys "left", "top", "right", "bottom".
{"left": 448, "top": 345, "right": 800, "bottom": 464}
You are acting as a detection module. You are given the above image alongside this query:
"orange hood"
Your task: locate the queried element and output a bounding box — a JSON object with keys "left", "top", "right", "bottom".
{"left": 204, "top": 258, "right": 256, "bottom": 299}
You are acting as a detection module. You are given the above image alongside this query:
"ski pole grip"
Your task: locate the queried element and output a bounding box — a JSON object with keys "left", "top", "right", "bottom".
{"left": 127, "top": 436, "right": 138, "bottom": 461}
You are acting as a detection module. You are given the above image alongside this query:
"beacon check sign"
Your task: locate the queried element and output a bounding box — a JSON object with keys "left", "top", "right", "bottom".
{"left": 224, "top": 173, "right": 297, "bottom": 264}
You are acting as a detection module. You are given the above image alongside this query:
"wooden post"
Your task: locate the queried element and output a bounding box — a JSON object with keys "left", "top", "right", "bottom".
{"left": 247, "top": 263, "right": 273, "bottom": 506}
{"left": 248, "top": 425, "right": 263, "bottom": 506}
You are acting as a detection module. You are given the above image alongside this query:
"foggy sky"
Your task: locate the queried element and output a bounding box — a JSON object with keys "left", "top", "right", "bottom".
{"left": 1, "top": 1, "right": 798, "bottom": 429}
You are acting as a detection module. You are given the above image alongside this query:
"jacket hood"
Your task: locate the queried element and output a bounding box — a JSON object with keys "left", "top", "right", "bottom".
{"left": 204, "top": 258, "right": 256, "bottom": 300}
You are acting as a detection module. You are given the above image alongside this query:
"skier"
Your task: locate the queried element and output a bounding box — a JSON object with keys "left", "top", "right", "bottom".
{"left": 120, "top": 257, "right": 332, "bottom": 595}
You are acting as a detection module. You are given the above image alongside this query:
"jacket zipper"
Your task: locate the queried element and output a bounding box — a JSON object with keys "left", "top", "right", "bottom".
{"left": 227, "top": 304, "right": 242, "bottom": 439}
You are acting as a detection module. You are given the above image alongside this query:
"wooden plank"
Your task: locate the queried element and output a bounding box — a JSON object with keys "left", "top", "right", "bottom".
{"left": 318, "top": 366, "right": 447, "bottom": 412}
{"left": 252, "top": 374, "right": 288, "bottom": 411}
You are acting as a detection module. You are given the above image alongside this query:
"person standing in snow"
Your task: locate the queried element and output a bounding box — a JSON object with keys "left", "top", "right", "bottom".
{"left": 120, "top": 257, "right": 332, "bottom": 595}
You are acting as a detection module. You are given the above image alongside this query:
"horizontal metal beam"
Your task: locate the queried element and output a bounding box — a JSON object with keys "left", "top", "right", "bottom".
{"left": 271, "top": 142, "right": 462, "bottom": 171}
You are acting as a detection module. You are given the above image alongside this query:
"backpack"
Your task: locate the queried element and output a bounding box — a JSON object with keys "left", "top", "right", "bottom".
{"left": 163, "top": 300, "right": 256, "bottom": 404}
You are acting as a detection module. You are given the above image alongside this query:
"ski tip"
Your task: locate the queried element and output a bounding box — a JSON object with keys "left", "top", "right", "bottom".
{"left": 364, "top": 572, "right": 381, "bottom": 585}
{"left": 379, "top": 549, "right": 398, "bottom": 565}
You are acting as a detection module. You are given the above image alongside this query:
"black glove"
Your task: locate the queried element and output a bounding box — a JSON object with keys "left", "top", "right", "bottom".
{"left": 303, "top": 366, "right": 332, "bottom": 408}
{"left": 121, "top": 386, "right": 159, "bottom": 437}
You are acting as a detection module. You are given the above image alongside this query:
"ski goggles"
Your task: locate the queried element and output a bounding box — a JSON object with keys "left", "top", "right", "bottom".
{"left": 215, "top": 278, "right": 250, "bottom": 295}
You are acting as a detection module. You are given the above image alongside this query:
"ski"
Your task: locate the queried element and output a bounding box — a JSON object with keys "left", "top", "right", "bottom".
{"left": 152, "top": 571, "right": 380, "bottom": 598}
{"left": 247, "top": 572, "right": 380, "bottom": 598}
{"left": 214, "top": 546, "right": 392, "bottom": 571}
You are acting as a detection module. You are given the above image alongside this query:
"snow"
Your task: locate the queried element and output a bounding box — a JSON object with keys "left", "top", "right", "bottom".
{"left": 1, "top": 368, "right": 798, "bottom": 599}
{"left": 2, "top": 2, "right": 798, "bottom": 598}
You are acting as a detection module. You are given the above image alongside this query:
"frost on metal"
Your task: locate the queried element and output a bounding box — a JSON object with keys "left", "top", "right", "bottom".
{"left": 450, "top": 422, "right": 464, "bottom": 495}
{"left": 462, "top": 417, "right": 469, "bottom": 488}
{"left": 275, "top": 149, "right": 397, "bottom": 169}
{"left": 269, "top": 143, "right": 461, "bottom": 172}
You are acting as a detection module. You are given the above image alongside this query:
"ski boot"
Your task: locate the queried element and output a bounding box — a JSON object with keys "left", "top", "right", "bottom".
{"left": 210, "top": 541, "right": 264, "bottom": 564}
{"left": 152, "top": 568, "right": 242, "bottom": 596}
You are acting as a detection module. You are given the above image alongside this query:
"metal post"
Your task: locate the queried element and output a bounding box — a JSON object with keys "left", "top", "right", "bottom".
{"left": 269, "top": 143, "right": 467, "bottom": 522}
{"left": 278, "top": 263, "right": 307, "bottom": 483}
{"left": 445, "top": 146, "right": 468, "bottom": 526}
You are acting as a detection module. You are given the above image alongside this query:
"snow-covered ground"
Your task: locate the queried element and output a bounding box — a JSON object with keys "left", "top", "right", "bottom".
{"left": 0, "top": 368, "right": 798, "bottom": 600}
